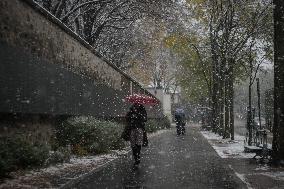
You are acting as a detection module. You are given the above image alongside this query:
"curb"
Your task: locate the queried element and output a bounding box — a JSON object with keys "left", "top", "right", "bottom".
{"left": 60, "top": 150, "right": 131, "bottom": 189}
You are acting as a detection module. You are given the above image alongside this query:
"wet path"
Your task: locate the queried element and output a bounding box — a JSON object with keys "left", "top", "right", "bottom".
{"left": 70, "top": 126, "right": 247, "bottom": 189}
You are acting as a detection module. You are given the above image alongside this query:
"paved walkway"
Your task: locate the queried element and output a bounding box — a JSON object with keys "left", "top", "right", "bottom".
{"left": 68, "top": 126, "right": 246, "bottom": 189}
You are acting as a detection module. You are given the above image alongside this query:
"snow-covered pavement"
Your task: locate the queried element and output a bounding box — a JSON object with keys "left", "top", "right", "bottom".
{"left": 200, "top": 128, "right": 284, "bottom": 189}
{"left": 201, "top": 130, "right": 255, "bottom": 159}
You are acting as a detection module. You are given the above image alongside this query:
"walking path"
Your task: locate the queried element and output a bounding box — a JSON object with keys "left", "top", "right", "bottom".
{"left": 68, "top": 125, "right": 246, "bottom": 189}
{"left": 1, "top": 124, "right": 283, "bottom": 188}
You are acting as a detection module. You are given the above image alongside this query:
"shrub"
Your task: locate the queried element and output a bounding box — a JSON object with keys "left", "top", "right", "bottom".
{"left": 145, "top": 116, "right": 171, "bottom": 133}
{"left": 55, "top": 116, "right": 125, "bottom": 155}
{"left": 0, "top": 137, "right": 49, "bottom": 177}
{"left": 158, "top": 116, "right": 171, "bottom": 129}
{"left": 145, "top": 119, "right": 160, "bottom": 133}
{"left": 0, "top": 142, "right": 16, "bottom": 177}
{"left": 45, "top": 147, "right": 71, "bottom": 166}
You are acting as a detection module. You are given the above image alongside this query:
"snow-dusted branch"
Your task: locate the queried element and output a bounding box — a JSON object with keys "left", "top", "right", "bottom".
{"left": 60, "top": 0, "right": 112, "bottom": 21}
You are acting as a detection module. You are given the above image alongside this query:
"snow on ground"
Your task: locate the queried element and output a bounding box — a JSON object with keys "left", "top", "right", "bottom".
{"left": 148, "top": 129, "right": 169, "bottom": 138}
{"left": 201, "top": 129, "right": 284, "bottom": 188}
{"left": 0, "top": 154, "right": 120, "bottom": 189}
{"left": 228, "top": 165, "right": 254, "bottom": 189}
{"left": 255, "top": 164, "right": 270, "bottom": 171}
{"left": 201, "top": 130, "right": 255, "bottom": 159}
{"left": 260, "top": 171, "right": 284, "bottom": 181}
{"left": 0, "top": 129, "right": 169, "bottom": 189}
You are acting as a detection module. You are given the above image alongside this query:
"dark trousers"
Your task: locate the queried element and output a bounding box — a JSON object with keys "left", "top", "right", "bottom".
{"left": 132, "top": 144, "right": 141, "bottom": 164}
{"left": 176, "top": 123, "right": 185, "bottom": 135}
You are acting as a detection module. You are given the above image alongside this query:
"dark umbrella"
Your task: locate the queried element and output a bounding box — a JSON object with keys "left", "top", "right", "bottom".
{"left": 175, "top": 108, "right": 185, "bottom": 115}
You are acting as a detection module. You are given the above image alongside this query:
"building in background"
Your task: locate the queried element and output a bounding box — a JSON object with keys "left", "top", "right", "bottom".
{"left": 146, "top": 87, "right": 172, "bottom": 121}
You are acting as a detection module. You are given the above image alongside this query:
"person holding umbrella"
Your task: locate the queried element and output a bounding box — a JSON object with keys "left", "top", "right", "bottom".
{"left": 123, "top": 94, "right": 159, "bottom": 167}
{"left": 126, "top": 103, "right": 147, "bottom": 167}
{"left": 175, "top": 108, "right": 186, "bottom": 136}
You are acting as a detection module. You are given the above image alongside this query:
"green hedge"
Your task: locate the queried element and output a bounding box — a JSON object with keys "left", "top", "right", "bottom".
{"left": 54, "top": 116, "right": 125, "bottom": 155}
{"left": 45, "top": 147, "right": 71, "bottom": 166}
{"left": 145, "top": 116, "right": 171, "bottom": 133}
{"left": 159, "top": 116, "right": 171, "bottom": 129}
{"left": 0, "top": 137, "right": 49, "bottom": 177}
{"left": 0, "top": 116, "right": 171, "bottom": 177}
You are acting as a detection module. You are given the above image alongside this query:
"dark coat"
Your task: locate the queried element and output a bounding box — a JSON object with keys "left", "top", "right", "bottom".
{"left": 126, "top": 104, "right": 147, "bottom": 130}
{"left": 123, "top": 104, "right": 148, "bottom": 147}
{"left": 175, "top": 112, "right": 185, "bottom": 126}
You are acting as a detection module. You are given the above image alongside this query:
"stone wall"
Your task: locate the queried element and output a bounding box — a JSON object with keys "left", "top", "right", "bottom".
{"left": 0, "top": 114, "right": 56, "bottom": 145}
{"left": 0, "top": 0, "right": 163, "bottom": 143}
{"left": 0, "top": 0, "right": 162, "bottom": 118}
{"left": 0, "top": 0, "right": 121, "bottom": 90}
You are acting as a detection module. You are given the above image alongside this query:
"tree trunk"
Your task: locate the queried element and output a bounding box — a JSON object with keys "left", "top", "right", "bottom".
{"left": 218, "top": 73, "right": 225, "bottom": 136}
{"left": 224, "top": 73, "right": 230, "bottom": 138}
{"left": 212, "top": 72, "right": 219, "bottom": 133}
{"left": 273, "top": 0, "right": 284, "bottom": 163}
{"left": 210, "top": 36, "right": 219, "bottom": 133}
{"left": 229, "top": 64, "right": 234, "bottom": 140}
{"left": 217, "top": 58, "right": 226, "bottom": 135}
{"left": 248, "top": 77, "right": 253, "bottom": 146}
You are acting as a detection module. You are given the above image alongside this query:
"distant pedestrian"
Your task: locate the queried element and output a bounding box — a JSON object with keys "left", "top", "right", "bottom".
{"left": 126, "top": 103, "right": 147, "bottom": 167}
{"left": 175, "top": 108, "right": 186, "bottom": 136}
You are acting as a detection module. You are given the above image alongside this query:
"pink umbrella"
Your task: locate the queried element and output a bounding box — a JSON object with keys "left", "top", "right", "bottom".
{"left": 125, "top": 94, "right": 160, "bottom": 105}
